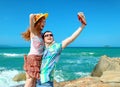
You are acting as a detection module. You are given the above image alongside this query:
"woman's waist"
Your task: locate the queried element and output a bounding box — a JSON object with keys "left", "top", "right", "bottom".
{"left": 28, "top": 50, "right": 43, "bottom": 55}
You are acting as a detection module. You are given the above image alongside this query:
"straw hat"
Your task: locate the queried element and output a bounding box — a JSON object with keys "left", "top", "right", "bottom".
{"left": 33, "top": 13, "right": 48, "bottom": 24}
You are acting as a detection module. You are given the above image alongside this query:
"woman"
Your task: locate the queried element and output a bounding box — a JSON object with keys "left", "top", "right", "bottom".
{"left": 36, "top": 12, "right": 87, "bottom": 87}
{"left": 21, "top": 13, "right": 48, "bottom": 87}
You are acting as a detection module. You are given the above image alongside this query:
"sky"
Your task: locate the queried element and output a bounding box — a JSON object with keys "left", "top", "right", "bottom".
{"left": 0, "top": 0, "right": 120, "bottom": 47}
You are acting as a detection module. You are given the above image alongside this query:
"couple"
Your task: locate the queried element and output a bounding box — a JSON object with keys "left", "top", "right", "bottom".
{"left": 22, "top": 12, "right": 87, "bottom": 87}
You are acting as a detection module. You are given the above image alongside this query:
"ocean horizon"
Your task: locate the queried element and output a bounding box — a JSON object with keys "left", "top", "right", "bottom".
{"left": 0, "top": 47, "right": 120, "bottom": 87}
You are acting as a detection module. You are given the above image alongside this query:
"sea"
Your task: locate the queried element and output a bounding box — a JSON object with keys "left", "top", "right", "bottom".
{"left": 0, "top": 47, "right": 120, "bottom": 87}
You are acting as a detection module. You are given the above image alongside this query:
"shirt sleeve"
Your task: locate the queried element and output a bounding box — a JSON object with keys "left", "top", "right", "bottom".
{"left": 53, "top": 43, "right": 62, "bottom": 54}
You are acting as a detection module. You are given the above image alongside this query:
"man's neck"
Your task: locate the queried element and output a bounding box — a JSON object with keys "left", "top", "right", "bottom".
{"left": 45, "top": 41, "right": 55, "bottom": 48}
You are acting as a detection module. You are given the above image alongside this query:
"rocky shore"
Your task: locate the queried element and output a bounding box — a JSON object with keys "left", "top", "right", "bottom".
{"left": 13, "top": 55, "right": 120, "bottom": 87}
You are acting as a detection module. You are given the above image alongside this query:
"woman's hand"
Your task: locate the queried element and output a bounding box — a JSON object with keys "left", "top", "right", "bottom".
{"left": 29, "top": 14, "right": 35, "bottom": 23}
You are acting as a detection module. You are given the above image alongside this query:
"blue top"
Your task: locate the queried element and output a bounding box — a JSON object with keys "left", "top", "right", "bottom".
{"left": 40, "top": 42, "right": 62, "bottom": 83}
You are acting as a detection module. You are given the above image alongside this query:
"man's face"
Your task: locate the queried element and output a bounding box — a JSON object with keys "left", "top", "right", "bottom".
{"left": 44, "top": 32, "right": 54, "bottom": 44}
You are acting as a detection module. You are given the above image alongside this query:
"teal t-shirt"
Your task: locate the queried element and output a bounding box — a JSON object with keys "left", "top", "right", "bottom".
{"left": 40, "top": 42, "right": 62, "bottom": 83}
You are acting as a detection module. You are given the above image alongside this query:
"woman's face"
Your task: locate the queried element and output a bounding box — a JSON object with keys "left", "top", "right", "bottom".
{"left": 35, "top": 17, "right": 46, "bottom": 31}
{"left": 44, "top": 32, "right": 54, "bottom": 44}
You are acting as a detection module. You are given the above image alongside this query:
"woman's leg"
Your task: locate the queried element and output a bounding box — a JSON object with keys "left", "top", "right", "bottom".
{"left": 24, "top": 73, "right": 36, "bottom": 87}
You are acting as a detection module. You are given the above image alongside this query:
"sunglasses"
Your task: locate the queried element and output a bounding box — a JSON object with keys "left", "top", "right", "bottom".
{"left": 44, "top": 34, "right": 53, "bottom": 37}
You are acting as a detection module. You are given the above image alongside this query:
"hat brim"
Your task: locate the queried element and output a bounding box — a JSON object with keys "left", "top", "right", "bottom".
{"left": 34, "top": 13, "right": 48, "bottom": 24}
{"left": 44, "top": 13, "right": 48, "bottom": 19}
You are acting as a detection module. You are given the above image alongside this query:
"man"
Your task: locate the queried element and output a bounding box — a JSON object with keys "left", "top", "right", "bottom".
{"left": 36, "top": 12, "right": 87, "bottom": 87}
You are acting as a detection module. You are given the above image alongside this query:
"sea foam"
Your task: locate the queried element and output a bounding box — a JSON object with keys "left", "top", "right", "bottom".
{"left": 1, "top": 53, "right": 24, "bottom": 57}
{"left": 0, "top": 69, "right": 25, "bottom": 87}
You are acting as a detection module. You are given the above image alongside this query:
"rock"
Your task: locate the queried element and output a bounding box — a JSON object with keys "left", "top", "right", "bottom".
{"left": 100, "top": 71, "right": 120, "bottom": 83}
{"left": 54, "top": 77, "right": 110, "bottom": 87}
{"left": 12, "top": 73, "right": 26, "bottom": 81}
{"left": 91, "top": 55, "right": 120, "bottom": 77}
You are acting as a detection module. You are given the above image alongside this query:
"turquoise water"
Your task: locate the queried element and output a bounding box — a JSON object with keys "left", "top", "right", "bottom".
{"left": 0, "top": 47, "right": 120, "bottom": 86}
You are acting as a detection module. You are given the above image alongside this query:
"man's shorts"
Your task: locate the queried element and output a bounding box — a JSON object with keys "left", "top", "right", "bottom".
{"left": 36, "top": 80, "right": 53, "bottom": 87}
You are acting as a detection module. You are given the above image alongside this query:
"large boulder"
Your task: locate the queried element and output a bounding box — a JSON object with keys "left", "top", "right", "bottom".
{"left": 12, "top": 72, "right": 26, "bottom": 81}
{"left": 91, "top": 55, "right": 120, "bottom": 77}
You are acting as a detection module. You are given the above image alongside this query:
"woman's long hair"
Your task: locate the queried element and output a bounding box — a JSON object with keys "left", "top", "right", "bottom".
{"left": 21, "top": 28, "right": 30, "bottom": 41}
{"left": 21, "top": 17, "right": 45, "bottom": 41}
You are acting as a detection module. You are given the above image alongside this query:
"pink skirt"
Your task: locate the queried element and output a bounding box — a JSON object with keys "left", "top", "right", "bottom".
{"left": 23, "top": 55, "right": 42, "bottom": 79}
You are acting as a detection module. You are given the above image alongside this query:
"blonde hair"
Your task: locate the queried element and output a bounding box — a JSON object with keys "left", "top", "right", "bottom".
{"left": 21, "top": 28, "right": 30, "bottom": 41}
